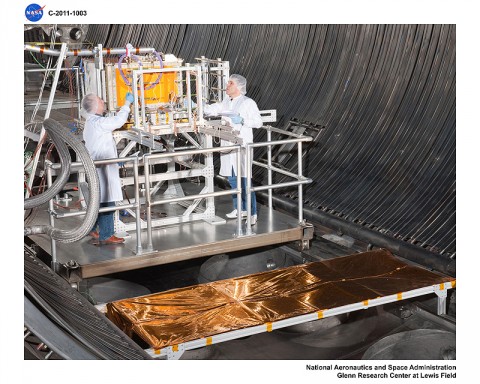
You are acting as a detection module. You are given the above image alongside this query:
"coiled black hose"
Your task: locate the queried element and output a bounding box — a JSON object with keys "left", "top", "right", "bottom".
{"left": 24, "top": 118, "right": 100, "bottom": 243}
{"left": 24, "top": 126, "right": 71, "bottom": 210}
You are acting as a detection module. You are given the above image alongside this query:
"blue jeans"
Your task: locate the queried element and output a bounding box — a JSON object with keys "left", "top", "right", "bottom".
{"left": 91, "top": 201, "right": 115, "bottom": 240}
{"left": 228, "top": 167, "right": 257, "bottom": 215}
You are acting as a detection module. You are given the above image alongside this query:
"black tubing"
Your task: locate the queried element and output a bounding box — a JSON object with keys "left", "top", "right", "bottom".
{"left": 24, "top": 124, "right": 72, "bottom": 210}
{"left": 24, "top": 119, "right": 100, "bottom": 243}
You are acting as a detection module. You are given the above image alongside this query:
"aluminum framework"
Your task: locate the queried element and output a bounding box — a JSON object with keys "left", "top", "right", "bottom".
{"left": 44, "top": 125, "right": 313, "bottom": 262}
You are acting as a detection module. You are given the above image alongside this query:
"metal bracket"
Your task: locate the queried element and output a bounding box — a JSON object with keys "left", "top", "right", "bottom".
{"left": 299, "top": 238, "right": 310, "bottom": 251}
{"left": 55, "top": 259, "right": 82, "bottom": 286}
{"left": 434, "top": 285, "right": 448, "bottom": 315}
{"left": 298, "top": 222, "right": 314, "bottom": 250}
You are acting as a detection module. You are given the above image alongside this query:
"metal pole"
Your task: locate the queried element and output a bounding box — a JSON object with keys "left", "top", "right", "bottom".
{"left": 201, "top": 57, "right": 208, "bottom": 104}
{"left": 196, "top": 65, "right": 204, "bottom": 120}
{"left": 203, "top": 134, "right": 215, "bottom": 218}
{"left": 144, "top": 155, "right": 154, "bottom": 251}
{"left": 186, "top": 64, "right": 192, "bottom": 123}
{"left": 79, "top": 66, "right": 85, "bottom": 100}
{"left": 24, "top": 100, "right": 79, "bottom": 107}
{"left": 267, "top": 127, "right": 273, "bottom": 209}
{"left": 223, "top": 60, "right": 230, "bottom": 101}
{"left": 96, "top": 44, "right": 103, "bottom": 97}
{"left": 132, "top": 73, "right": 140, "bottom": 131}
{"left": 216, "top": 58, "right": 223, "bottom": 102}
{"left": 133, "top": 156, "right": 143, "bottom": 254}
{"left": 75, "top": 67, "right": 81, "bottom": 118}
{"left": 46, "top": 163, "right": 57, "bottom": 267}
{"left": 139, "top": 71, "right": 147, "bottom": 131}
{"left": 149, "top": 189, "right": 239, "bottom": 207}
{"left": 45, "top": 43, "right": 68, "bottom": 118}
{"left": 245, "top": 145, "right": 253, "bottom": 235}
{"left": 25, "top": 43, "right": 68, "bottom": 199}
{"left": 24, "top": 44, "right": 155, "bottom": 57}
{"left": 101, "top": 67, "right": 107, "bottom": 103}
{"left": 252, "top": 160, "right": 306, "bottom": 179}
{"left": 236, "top": 147, "right": 243, "bottom": 237}
{"left": 24, "top": 67, "right": 77, "bottom": 72}
{"left": 298, "top": 141, "right": 303, "bottom": 223}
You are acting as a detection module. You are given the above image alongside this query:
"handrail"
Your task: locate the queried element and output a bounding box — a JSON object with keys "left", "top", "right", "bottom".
{"left": 244, "top": 126, "right": 313, "bottom": 233}
{"left": 44, "top": 126, "right": 312, "bottom": 255}
{"left": 46, "top": 155, "right": 143, "bottom": 256}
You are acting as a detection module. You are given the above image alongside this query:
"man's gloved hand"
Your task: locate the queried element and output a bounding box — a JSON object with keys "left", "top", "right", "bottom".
{"left": 230, "top": 115, "right": 244, "bottom": 125}
{"left": 125, "top": 92, "right": 134, "bottom": 104}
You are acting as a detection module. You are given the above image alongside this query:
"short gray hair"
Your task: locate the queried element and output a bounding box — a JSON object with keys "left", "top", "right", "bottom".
{"left": 81, "top": 93, "right": 100, "bottom": 114}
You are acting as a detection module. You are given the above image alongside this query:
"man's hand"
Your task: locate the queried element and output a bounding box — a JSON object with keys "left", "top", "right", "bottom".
{"left": 125, "top": 92, "right": 134, "bottom": 104}
{"left": 231, "top": 115, "right": 244, "bottom": 124}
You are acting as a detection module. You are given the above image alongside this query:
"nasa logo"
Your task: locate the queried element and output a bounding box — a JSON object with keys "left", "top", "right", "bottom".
{"left": 25, "top": 4, "right": 45, "bottom": 22}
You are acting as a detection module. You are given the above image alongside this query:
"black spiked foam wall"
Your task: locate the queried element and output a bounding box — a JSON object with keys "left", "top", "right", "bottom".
{"left": 85, "top": 24, "right": 456, "bottom": 257}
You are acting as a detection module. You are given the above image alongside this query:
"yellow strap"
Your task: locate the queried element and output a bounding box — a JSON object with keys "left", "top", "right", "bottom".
{"left": 439, "top": 283, "right": 445, "bottom": 290}
{"left": 451, "top": 280, "right": 456, "bottom": 288}
{"left": 397, "top": 292, "right": 403, "bottom": 301}
{"left": 266, "top": 322, "right": 273, "bottom": 332}
{"left": 154, "top": 349, "right": 161, "bottom": 355}
{"left": 363, "top": 299, "right": 369, "bottom": 306}
{"left": 317, "top": 310, "right": 324, "bottom": 319}
{"left": 206, "top": 337, "right": 212, "bottom": 346}
{"left": 172, "top": 345, "right": 179, "bottom": 352}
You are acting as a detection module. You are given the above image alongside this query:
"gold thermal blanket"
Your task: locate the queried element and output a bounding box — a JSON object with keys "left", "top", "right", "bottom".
{"left": 106, "top": 249, "right": 454, "bottom": 349}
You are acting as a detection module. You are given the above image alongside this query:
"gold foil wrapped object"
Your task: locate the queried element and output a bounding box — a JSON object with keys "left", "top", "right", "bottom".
{"left": 106, "top": 249, "right": 454, "bottom": 349}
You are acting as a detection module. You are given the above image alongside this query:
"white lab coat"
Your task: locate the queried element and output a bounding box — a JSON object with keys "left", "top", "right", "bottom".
{"left": 83, "top": 105, "right": 130, "bottom": 203}
{"left": 204, "top": 95, "right": 263, "bottom": 177}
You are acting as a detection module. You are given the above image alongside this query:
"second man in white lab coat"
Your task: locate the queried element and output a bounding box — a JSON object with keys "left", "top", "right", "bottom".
{"left": 204, "top": 74, "right": 263, "bottom": 225}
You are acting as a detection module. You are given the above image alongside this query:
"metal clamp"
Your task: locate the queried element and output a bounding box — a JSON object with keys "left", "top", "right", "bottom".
{"left": 55, "top": 259, "right": 82, "bottom": 287}
{"left": 299, "top": 222, "right": 314, "bottom": 250}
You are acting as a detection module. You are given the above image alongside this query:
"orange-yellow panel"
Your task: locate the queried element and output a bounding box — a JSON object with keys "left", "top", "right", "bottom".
{"left": 115, "top": 66, "right": 178, "bottom": 106}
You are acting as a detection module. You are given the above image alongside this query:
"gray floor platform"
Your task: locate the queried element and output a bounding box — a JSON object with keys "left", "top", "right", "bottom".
{"left": 27, "top": 185, "right": 312, "bottom": 282}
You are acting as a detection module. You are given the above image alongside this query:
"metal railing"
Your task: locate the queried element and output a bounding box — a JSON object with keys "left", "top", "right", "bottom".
{"left": 244, "top": 126, "right": 313, "bottom": 234}
{"left": 44, "top": 126, "right": 312, "bottom": 257}
{"left": 46, "top": 155, "right": 142, "bottom": 263}
{"left": 143, "top": 145, "right": 243, "bottom": 251}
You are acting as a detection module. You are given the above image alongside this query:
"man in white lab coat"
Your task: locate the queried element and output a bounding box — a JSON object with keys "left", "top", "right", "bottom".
{"left": 82, "top": 92, "right": 133, "bottom": 244}
{"left": 204, "top": 74, "right": 263, "bottom": 225}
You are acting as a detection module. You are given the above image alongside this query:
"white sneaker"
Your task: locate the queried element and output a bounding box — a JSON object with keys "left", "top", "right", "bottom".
{"left": 250, "top": 214, "right": 257, "bottom": 226}
{"left": 226, "top": 209, "right": 247, "bottom": 219}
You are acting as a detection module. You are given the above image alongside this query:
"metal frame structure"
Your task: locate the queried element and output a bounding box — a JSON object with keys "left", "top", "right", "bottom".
{"left": 25, "top": 39, "right": 316, "bottom": 286}
{"left": 24, "top": 66, "right": 82, "bottom": 114}
{"left": 29, "top": 43, "right": 243, "bottom": 233}
{"left": 24, "top": 42, "right": 68, "bottom": 199}
{"left": 44, "top": 126, "right": 313, "bottom": 261}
